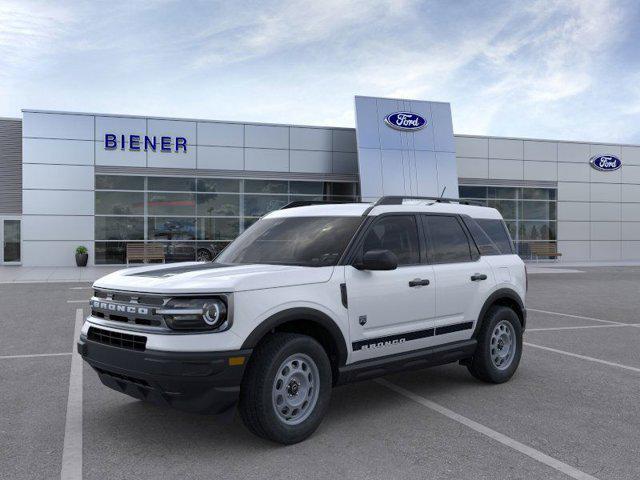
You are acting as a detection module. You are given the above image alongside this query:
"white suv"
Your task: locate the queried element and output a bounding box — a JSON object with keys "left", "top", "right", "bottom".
{"left": 78, "top": 196, "right": 526, "bottom": 444}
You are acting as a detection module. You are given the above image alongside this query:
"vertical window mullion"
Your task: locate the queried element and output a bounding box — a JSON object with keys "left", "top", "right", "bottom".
{"left": 144, "top": 176, "right": 148, "bottom": 243}
{"left": 239, "top": 180, "right": 245, "bottom": 232}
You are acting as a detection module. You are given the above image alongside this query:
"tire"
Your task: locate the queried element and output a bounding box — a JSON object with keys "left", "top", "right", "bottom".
{"left": 467, "top": 306, "right": 522, "bottom": 383}
{"left": 238, "top": 332, "right": 332, "bottom": 444}
{"left": 196, "top": 249, "right": 213, "bottom": 262}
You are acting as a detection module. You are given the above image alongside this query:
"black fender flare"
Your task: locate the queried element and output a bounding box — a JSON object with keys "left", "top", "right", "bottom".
{"left": 241, "top": 307, "right": 349, "bottom": 366}
{"left": 473, "top": 288, "right": 526, "bottom": 337}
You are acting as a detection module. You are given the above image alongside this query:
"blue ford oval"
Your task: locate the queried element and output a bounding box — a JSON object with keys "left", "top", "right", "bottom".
{"left": 590, "top": 155, "right": 621, "bottom": 171}
{"left": 384, "top": 112, "right": 427, "bottom": 131}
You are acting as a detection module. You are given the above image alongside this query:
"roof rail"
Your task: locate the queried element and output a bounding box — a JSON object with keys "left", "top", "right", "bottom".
{"left": 375, "top": 195, "right": 468, "bottom": 205}
{"left": 280, "top": 200, "right": 358, "bottom": 210}
{"left": 362, "top": 195, "right": 471, "bottom": 216}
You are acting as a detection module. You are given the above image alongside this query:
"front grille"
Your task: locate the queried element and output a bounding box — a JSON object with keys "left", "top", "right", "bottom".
{"left": 91, "top": 289, "right": 168, "bottom": 330}
{"left": 88, "top": 326, "right": 147, "bottom": 351}
{"left": 94, "top": 289, "right": 164, "bottom": 306}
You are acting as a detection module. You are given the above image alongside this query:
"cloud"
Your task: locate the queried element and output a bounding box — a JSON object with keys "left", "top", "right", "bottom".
{"left": 0, "top": 1, "right": 73, "bottom": 75}
{"left": 0, "top": 0, "right": 637, "bottom": 142}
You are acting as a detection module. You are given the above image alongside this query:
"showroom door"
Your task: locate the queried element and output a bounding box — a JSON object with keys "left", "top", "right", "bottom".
{"left": 1, "top": 218, "right": 21, "bottom": 264}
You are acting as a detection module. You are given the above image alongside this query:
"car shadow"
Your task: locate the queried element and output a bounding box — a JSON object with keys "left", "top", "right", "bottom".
{"left": 94, "top": 363, "right": 485, "bottom": 450}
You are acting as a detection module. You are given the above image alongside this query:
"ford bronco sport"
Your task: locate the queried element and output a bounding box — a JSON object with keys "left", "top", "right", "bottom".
{"left": 78, "top": 196, "right": 526, "bottom": 444}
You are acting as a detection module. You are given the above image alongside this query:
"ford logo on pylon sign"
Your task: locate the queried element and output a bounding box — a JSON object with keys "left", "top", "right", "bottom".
{"left": 384, "top": 112, "right": 427, "bottom": 131}
{"left": 590, "top": 155, "right": 622, "bottom": 171}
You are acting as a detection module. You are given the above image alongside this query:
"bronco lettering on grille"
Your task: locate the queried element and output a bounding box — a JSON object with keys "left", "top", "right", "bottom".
{"left": 91, "top": 300, "right": 149, "bottom": 316}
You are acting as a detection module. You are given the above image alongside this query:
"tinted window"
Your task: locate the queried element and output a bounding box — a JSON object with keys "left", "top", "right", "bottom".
{"left": 361, "top": 215, "right": 420, "bottom": 266}
{"left": 95, "top": 217, "right": 144, "bottom": 240}
{"left": 424, "top": 215, "right": 472, "bottom": 264}
{"left": 147, "top": 177, "right": 196, "bottom": 192}
{"left": 476, "top": 219, "right": 514, "bottom": 254}
{"left": 461, "top": 217, "right": 500, "bottom": 256}
{"left": 148, "top": 217, "right": 196, "bottom": 240}
{"left": 244, "top": 180, "right": 287, "bottom": 194}
{"left": 147, "top": 193, "right": 196, "bottom": 216}
{"left": 95, "top": 175, "right": 144, "bottom": 190}
{"left": 95, "top": 191, "right": 144, "bottom": 215}
{"left": 196, "top": 178, "right": 240, "bottom": 193}
{"left": 217, "top": 216, "right": 362, "bottom": 267}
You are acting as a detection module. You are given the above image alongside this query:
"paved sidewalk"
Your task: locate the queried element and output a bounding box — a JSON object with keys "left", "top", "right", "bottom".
{"left": 0, "top": 266, "right": 121, "bottom": 283}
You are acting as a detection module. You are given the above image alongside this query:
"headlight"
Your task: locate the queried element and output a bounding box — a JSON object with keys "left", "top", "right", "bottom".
{"left": 157, "top": 297, "right": 230, "bottom": 331}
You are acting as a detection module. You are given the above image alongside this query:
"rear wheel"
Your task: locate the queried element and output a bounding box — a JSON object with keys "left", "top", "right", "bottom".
{"left": 467, "top": 306, "right": 522, "bottom": 383}
{"left": 239, "top": 333, "right": 332, "bottom": 444}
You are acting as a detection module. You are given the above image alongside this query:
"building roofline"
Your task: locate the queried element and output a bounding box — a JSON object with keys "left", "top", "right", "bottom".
{"left": 20, "top": 109, "right": 355, "bottom": 131}
{"left": 454, "top": 133, "right": 640, "bottom": 148}
{"left": 18, "top": 109, "right": 640, "bottom": 148}
{"left": 354, "top": 95, "right": 450, "bottom": 105}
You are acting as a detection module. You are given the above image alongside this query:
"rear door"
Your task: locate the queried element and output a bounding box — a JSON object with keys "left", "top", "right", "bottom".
{"left": 422, "top": 214, "right": 494, "bottom": 342}
{"left": 345, "top": 214, "right": 436, "bottom": 361}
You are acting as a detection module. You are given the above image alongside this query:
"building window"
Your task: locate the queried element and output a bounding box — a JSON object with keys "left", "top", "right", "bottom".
{"left": 94, "top": 175, "right": 359, "bottom": 264}
{"left": 459, "top": 185, "right": 557, "bottom": 259}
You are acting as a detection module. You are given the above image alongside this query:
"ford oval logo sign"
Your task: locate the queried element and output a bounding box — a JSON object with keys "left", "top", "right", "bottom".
{"left": 590, "top": 155, "right": 622, "bottom": 172}
{"left": 384, "top": 112, "right": 427, "bottom": 131}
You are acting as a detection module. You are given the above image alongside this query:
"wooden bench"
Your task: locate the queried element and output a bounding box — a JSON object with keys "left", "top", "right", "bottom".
{"left": 126, "top": 244, "right": 165, "bottom": 265}
{"left": 529, "top": 242, "right": 562, "bottom": 261}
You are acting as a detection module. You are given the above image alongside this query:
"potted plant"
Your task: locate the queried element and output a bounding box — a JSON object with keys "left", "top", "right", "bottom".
{"left": 75, "top": 246, "right": 88, "bottom": 267}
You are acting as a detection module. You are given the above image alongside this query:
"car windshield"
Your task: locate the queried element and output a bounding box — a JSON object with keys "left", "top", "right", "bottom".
{"left": 216, "top": 216, "right": 363, "bottom": 267}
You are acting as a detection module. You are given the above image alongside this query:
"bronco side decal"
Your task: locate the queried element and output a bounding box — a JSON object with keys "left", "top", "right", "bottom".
{"left": 352, "top": 321, "right": 474, "bottom": 351}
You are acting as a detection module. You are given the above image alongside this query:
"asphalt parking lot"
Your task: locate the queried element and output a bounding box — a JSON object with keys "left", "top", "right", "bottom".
{"left": 2, "top": 267, "right": 640, "bottom": 480}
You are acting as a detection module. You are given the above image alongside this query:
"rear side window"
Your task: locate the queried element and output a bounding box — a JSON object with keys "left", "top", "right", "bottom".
{"left": 423, "top": 215, "right": 472, "bottom": 264}
{"left": 475, "top": 218, "right": 514, "bottom": 254}
{"left": 361, "top": 215, "right": 420, "bottom": 265}
{"left": 462, "top": 217, "right": 501, "bottom": 256}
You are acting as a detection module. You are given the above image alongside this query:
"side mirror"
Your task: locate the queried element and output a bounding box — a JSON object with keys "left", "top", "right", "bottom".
{"left": 355, "top": 249, "right": 398, "bottom": 271}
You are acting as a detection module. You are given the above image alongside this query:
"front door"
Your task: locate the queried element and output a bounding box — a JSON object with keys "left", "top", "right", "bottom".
{"left": 345, "top": 214, "right": 436, "bottom": 361}
{"left": 1, "top": 218, "right": 21, "bottom": 264}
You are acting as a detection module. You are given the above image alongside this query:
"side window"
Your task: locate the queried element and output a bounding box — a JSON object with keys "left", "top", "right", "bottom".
{"left": 476, "top": 219, "right": 514, "bottom": 254}
{"left": 361, "top": 215, "right": 420, "bottom": 266}
{"left": 462, "top": 217, "right": 500, "bottom": 256}
{"left": 423, "top": 215, "right": 473, "bottom": 264}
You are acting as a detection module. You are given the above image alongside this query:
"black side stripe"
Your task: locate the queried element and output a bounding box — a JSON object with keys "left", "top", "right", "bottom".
{"left": 435, "top": 321, "right": 474, "bottom": 335}
{"left": 352, "top": 321, "right": 473, "bottom": 351}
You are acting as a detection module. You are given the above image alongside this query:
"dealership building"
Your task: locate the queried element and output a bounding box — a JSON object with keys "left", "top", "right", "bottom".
{"left": 1, "top": 95, "right": 639, "bottom": 267}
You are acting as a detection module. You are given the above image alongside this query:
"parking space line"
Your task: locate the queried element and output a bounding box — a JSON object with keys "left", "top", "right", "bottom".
{"left": 67, "top": 300, "right": 89, "bottom": 304}
{"left": 528, "top": 309, "right": 625, "bottom": 326}
{"left": 376, "top": 378, "right": 599, "bottom": 480}
{"left": 60, "top": 309, "right": 83, "bottom": 480}
{"left": 69, "top": 287, "right": 92, "bottom": 290}
{"left": 0, "top": 352, "right": 71, "bottom": 360}
{"left": 526, "top": 324, "right": 631, "bottom": 332}
{"left": 525, "top": 342, "right": 640, "bottom": 373}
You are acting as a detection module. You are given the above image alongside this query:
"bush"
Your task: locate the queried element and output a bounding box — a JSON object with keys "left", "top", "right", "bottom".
{"left": 76, "top": 246, "right": 88, "bottom": 255}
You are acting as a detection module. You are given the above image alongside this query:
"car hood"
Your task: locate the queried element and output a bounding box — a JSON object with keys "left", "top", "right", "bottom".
{"left": 93, "top": 262, "right": 335, "bottom": 294}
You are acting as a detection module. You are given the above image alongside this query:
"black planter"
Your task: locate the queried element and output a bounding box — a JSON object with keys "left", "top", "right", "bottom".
{"left": 75, "top": 253, "right": 88, "bottom": 267}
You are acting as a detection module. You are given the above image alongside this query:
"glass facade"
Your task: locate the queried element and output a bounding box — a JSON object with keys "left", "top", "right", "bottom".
{"left": 95, "top": 175, "right": 359, "bottom": 264}
{"left": 459, "top": 185, "right": 557, "bottom": 259}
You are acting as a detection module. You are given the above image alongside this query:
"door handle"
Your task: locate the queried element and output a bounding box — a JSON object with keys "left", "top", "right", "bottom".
{"left": 471, "top": 273, "right": 488, "bottom": 281}
{"left": 409, "top": 278, "right": 430, "bottom": 287}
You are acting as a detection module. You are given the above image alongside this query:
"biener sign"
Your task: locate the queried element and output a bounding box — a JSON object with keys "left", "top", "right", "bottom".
{"left": 104, "top": 133, "right": 188, "bottom": 152}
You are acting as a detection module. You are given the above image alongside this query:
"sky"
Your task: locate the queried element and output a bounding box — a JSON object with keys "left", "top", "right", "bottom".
{"left": 1, "top": 0, "right": 639, "bottom": 143}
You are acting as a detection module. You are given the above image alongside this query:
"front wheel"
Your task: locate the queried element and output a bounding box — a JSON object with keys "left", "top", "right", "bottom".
{"left": 466, "top": 306, "right": 522, "bottom": 383}
{"left": 238, "top": 333, "right": 332, "bottom": 444}
{"left": 196, "top": 249, "right": 213, "bottom": 262}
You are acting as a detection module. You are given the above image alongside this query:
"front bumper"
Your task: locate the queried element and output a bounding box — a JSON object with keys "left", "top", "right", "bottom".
{"left": 78, "top": 336, "right": 252, "bottom": 414}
